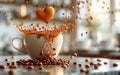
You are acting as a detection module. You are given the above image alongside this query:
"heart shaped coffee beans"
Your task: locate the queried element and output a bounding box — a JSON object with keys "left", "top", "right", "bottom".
{"left": 36, "top": 6, "right": 55, "bottom": 24}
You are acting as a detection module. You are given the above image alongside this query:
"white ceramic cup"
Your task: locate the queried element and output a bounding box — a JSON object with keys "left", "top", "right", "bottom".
{"left": 12, "top": 34, "right": 63, "bottom": 59}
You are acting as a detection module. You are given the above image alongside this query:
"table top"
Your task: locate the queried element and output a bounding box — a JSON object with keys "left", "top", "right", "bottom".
{"left": 0, "top": 55, "right": 120, "bottom": 75}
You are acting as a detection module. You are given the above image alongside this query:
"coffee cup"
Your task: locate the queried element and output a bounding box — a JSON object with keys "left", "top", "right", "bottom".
{"left": 12, "top": 34, "right": 63, "bottom": 59}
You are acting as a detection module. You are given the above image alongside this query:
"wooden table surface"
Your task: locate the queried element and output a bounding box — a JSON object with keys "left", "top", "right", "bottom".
{"left": 0, "top": 55, "right": 120, "bottom": 75}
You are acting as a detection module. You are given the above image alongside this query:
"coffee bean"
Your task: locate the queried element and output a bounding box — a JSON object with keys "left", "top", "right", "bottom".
{"left": 85, "top": 69, "right": 90, "bottom": 73}
{"left": 78, "top": 64, "right": 82, "bottom": 67}
{"left": 70, "top": 56, "right": 75, "bottom": 59}
{"left": 11, "top": 62, "right": 15, "bottom": 65}
{"left": 85, "top": 64, "right": 90, "bottom": 68}
{"left": 73, "top": 52, "right": 77, "bottom": 57}
{"left": 39, "top": 66, "right": 44, "bottom": 70}
{"left": 0, "top": 65, "right": 6, "bottom": 69}
{"left": 11, "top": 56, "right": 15, "bottom": 59}
{"left": 94, "top": 64, "right": 98, "bottom": 69}
{"left": 97, "top": 59, "right": 101, "bottom": 62}
{"left": 97, "top": 63, "right": 102, "bottom": 66}
{"left": 5, "top": 59, "right": 8, "bottom": 62}
{"left": 73, "top": 62, "right": 77, "bottom": 65}
{"left": 9, "top": 65, "right": 17, "bottom": 69}
{"left": 7, "top": 63, "right": 10, "bottom": 66}
{"left": 81, "top": 33, "right": 83, "bottom": 36}
{"left": 113, "top": 63, "right": 118, "bottom": 67}
{"left": 89, "top": 62, "right": 94, "bottom": 65}
{"left": 85, "top": 59, "right": 90, "bottom": 62}
{"left": 53, "top": 48, "right": 56, "bottom": 51}
{"left": 80, "top": 68, "right": 85, "bottom": 73}
{"left": 25, "top": 65, "right": 34, "bottom": 70}
{"left": 39, "top": 62, "right": 43, "bottom": 66}
{"left": 103, "top": 62, "right": 108, "bottom": 65}
{"left": 35, "top": 5, "right": 39, "bottom": 8}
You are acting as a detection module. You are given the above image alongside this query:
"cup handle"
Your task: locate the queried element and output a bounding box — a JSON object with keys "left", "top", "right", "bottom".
{"left": 12, "top": 37, "right": 27, "bottom": 54}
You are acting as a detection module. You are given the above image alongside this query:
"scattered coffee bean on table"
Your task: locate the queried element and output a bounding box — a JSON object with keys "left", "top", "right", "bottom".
{"left": 9, "top": 64, "right": 17, "bottom": 69}
{"left": 85, "top": 64, "right": 90, "bottom": 68}
{"left": 73, "top": 62, "right": 77, "bottom": 65}
{"left": 112, "top": 63, "right": 118, "bottom": 67}
{"left": 6, "top": 63, "right": 10, "bottom": 66}
{"left": 5, "top": 59, "right": 8, "bottom": 62}
{"left": 16, "top": 55, "right": 70, "bottom": 69}
{"left": 85, "top": 59, "right": 90, "bottom": 62}
{"left": 25, "top": 65, "right": 34, "bottom": 70}
{"left": 89, "top": 62, "right": 94, "bottom": 65}
{"left": 103, "top": 62, "right": 108, "bottom": 65}
{"left": 94, "top": 64, "right": 99, "bottom": 69}
{"left": 39, "top": 66, "right": 44, "bottom": 70}
{"left": 11, "top": 62, "right": 15, "bottom": 65}
{"left": 0, "top": 65, "right": 6, "bottom": 69}
{"left": 97, "top": 63, "right": 102, "bottom": 66}
{"left": 97, "top": 59, "right": 101, "bottom": 62}
{"left": 11, "top": 56, "right": 15, "bottom": 59}
{"left": 80, "top": 68, "right": 85, "bottom": 73}
{"left": 85, "top": 68, "right": 90, "bottom": 73}
{"left": 78, "top": 64, "right": 82, "bottom": 67}
{"left": 73, "top": 52, "right": 77, "bottom": 57}
{"left": 61, "top": 64, "right": 68, "bottom": 69}
{"left": 70, "top": 56, "right": 75, "bottom": 59}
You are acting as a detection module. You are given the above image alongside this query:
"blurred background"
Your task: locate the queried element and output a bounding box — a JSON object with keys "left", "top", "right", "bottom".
{"left": 0, "top": 0, "right": 120, "bottom": 58}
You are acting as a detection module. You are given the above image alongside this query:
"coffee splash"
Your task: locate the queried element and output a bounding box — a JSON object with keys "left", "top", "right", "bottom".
{"left": 16, "top": 23, "right": 68, "bottom": 49}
